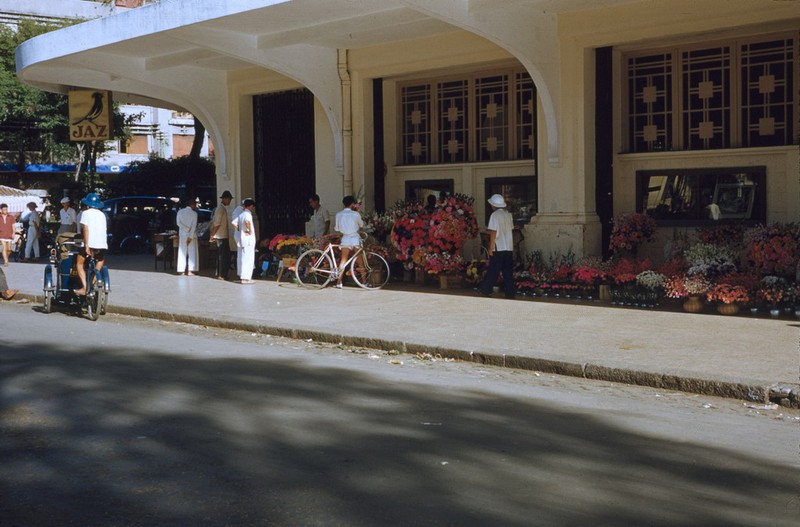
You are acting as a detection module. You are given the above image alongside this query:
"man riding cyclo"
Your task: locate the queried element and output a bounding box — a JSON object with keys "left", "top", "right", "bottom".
{"left": 73, "top": 193, "right": 108, "bottom": 296}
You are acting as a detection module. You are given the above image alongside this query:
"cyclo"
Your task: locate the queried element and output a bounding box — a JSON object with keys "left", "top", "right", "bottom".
{"left": 42, "top": 232, "right": 110, "bottom": 320}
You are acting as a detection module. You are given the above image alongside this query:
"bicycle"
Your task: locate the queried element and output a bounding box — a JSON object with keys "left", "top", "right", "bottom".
{"left": 294, "top": 236, "right": 390, "bottom": 290}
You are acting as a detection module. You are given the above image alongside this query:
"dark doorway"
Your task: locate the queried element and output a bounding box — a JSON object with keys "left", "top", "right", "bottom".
{"left": 595, "top": 46, "right": 614, "bottom": 258}
{"left": 373, "top": 78, "right": 386, "bottom": 212}
{"left": 253, "top": 89, "right": 315, "bottom": 237}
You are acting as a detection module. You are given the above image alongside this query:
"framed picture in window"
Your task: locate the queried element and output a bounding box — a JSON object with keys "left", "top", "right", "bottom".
{"left": 712, "top": 183, "right": 755, "bottom": 219}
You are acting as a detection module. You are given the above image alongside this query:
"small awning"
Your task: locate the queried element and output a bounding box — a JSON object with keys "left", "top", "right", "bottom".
{"left": 0, "top": 185, "right": 46, "bottom": 215}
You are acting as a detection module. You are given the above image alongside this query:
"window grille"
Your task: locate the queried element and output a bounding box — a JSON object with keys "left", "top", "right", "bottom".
{"left": 399, "top": 68, "right": 536, "bottom": 165}
{"left": 624, "top": 32, "right": 796, "bottom": 152}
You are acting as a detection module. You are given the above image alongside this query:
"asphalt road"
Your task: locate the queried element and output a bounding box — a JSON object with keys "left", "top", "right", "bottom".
{"left": 2, "top": 302, "right": 799, "bottom": 527}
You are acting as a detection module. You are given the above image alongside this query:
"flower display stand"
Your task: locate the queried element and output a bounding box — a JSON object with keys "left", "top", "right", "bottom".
{"left": 414, "top": 267, "right": 425, "bottom": 285}
{"left": 276, "top": 256, "right": 297, "bottom": 282}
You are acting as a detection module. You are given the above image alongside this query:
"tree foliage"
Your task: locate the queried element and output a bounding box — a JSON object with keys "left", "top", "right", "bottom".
{"left": 0, "top": 18, "right": 138, "bottom": 190}
{"left": 0, "top": 20, "right": 74, "bottom": 166}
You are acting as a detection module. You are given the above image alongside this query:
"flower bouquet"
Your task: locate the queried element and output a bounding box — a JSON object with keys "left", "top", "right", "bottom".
{"left": 609, "top": 212, "right": 657, "bottom": 256}
{"left": 756, "top": 275, "right": 788, "bottom": 306}
{"left": 424, "top": 251, "right": 466, "bottom": 276}
{"left": 683, "top": 243, "right": 738, "bottom": 278}
{"left": 744, "top": 223, "right": 800, "bottom": 278}
{"left": 664, "top": 273, "right": 711, "bottom": 299}
{"left": 464, "top": 259, "right": 486, "bottom": 285}
{"left": 268, "top": 234, "right": 313, "bottom": 257}
{"left": 707, "top": 283, "right": 750, "bottom": 305}
{"left": 390, "top": 201, "right": 430, "bottom": 267}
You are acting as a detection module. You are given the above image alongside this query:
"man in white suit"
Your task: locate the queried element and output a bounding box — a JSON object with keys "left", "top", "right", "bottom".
{"left": 176, "top": 198, "right": 199, "bottom": 276}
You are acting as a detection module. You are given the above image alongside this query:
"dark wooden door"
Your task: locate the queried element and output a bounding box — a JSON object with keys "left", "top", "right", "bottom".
{"left": 253, "top": 89, "right": 315, "bottom": 238}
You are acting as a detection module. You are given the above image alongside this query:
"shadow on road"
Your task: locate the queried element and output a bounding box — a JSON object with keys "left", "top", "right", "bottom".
{"left": 1, "top": 341, "right": 797, "bottom": 526}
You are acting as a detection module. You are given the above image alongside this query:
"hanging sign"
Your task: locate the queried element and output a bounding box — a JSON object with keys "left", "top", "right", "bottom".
{"left": 68, "top": 89, "right": 113, "bottom": 141}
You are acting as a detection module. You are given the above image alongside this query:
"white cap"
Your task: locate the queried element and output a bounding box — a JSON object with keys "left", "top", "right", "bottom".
{"left": 487, "top": 194, "right": 507, "bottom": 208}
{"left": 60, "top": 197, "right": 70, "bottom": 204}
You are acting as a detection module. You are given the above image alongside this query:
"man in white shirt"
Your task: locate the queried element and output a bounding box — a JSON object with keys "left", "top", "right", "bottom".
{"left": 230, "top": 199, "right": 245, "bottom": 279}
{"left": 58, "top": 197, "right": 77, "bottom": 234}
{"left": 237, "top": 199, "right": 256, "bottom": 284}
{"left": 478, "top": 194, "right": 516, "bottom": 299}
{"left": 308, "top": 194, "right": 330, "bottom": 238}
{"left": 334, "top": 195, "right": 364, "bottom": 289}
{"left": 74, "top": 193, "right": 108, "bottom": 296}
{"left": 24, "top": 202, "right": 41, "bottom": 260}
{"left": 176, "top": 198, "right": 199, "bottom": 276}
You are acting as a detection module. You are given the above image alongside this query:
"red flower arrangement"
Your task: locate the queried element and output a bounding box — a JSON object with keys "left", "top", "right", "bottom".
{"left": 424, "top": 252, "right": 466, "bottom": 275}
{"left": 609, "top": 212, "right": 657, "bottom": 255}
{"left": 572, "top": 266, "right": 606, "bottom": 286}
{"left": 706, "top": 284, "right": 750, "bottom": 305}
{"left": 608, "top": 258, "right": 651, "bottom": 284}
{"left": 697, "top": 223, "right": 747, "bottom": 249}
{"left": 744, "top": 223, "right": 800, "bottom": 278}
{"left": 664, "top": 274, "right": 711, "bottom": 299}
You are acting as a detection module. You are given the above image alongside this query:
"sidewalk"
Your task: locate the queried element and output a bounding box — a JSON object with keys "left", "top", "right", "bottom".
{"left": 3, "top": 255, "right": 798, "bottom": 407}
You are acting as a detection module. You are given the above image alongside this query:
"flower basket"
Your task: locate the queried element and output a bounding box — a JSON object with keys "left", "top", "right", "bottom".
{"left": 268, "top": 234, "right": 312, "bottom": 257}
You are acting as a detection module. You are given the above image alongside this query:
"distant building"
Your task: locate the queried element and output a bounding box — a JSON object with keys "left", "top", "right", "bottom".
{"left": 1, "top": 0, "right": 211, "bottom": 189}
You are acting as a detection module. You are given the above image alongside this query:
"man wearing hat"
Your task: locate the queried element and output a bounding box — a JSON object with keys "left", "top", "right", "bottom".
{"left": 58, "top": 197, "right": 77, "bottom": 235}
{"left": 478, "top": 194, "right": 516, "bottom": 299}
{"left": 210, "top": 190, "right": 233, "bottom": 280}
{"left": 74, "top": 193, "right": 108, "bottom": 296}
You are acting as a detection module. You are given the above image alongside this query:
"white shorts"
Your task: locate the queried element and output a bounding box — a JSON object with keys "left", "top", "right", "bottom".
{"left": 340, "top": 235, "right": 361, "bottom": 248}
{"left": 0, "top": 238, "right": 11, "bottom": 243}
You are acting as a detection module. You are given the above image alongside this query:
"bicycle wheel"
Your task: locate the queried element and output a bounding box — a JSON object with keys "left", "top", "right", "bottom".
{"left": 351, "top": 251, "right": 390, "bottom": 290}
{"left": 295, "top": 249, "right": 335, "bottom": 289}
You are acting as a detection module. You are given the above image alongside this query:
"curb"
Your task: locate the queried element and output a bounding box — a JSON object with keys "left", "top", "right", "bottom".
{"left": 17, "top": 293, "right": 800, "bottom": 408}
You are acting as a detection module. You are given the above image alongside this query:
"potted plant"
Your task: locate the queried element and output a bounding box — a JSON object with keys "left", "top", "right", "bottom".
{"left": 706, "top": 283, "right": 750, "bottom": 315}
{"left": 665, "top": 273, "right": 711, "bottom": 312}
{"left": 609, "top": 212, "right": 657, "bottom": 257}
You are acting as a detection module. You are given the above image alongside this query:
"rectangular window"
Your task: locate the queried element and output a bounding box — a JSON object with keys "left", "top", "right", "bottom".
{"left": 484, "top": 176, "right": 537, "bottom": 225}
{"left": 624, "top": 32, "right": 797, "bottom": 152}
{"left": 681, "top": 46, "right": 731, "bottom": 150}
{"left": 437, "top": 80, "right": 469, "bottom": 163}
{"left": 399, "top": 68, "right": 536, "bottom": 165}
{"left": 126, "top": 134, "right": 148, "bottom": 155}
{"left": 636, "top": 167, "right": 765, "bottom": 224}
{"left": 740, "top": 37, "right": 795, "bottom": 147}
{"left": 401, "top": 84, "right": 431, "bottom": 164}
{"left": 515, "top": 73, "right": 536, "bottom": 160}
{"left": 627, "top": 53, "right": 673, "bottom": 152}
{"left": 475, "top": 74, "right": 509, "bottom": 161}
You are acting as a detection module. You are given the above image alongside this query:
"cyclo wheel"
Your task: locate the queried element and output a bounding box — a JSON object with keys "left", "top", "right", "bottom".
{"left": 43, "top": 291, "right": 54, "bottom": 313}
{"left": 295, "top": 249, "right": 335, "bottom": 289}
{"left": 85, "top": 273, "right": 100, "bottom": 321}
{"left": 351, "top": 251, "right": 390, "bottom": 290}
{"left": 98, "top": 287, "right": 108, "bottom": 315}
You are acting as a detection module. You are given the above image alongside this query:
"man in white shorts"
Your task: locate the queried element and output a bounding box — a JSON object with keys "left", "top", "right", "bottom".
{"left": 333, "top": 195, "right": 364, "bottom": 289}
{"left": 74, "top": 193, "right": 108, "bottom": 296}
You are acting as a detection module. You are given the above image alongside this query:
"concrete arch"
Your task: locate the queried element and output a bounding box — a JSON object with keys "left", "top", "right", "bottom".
{"left": 403, "top": 0, "right": 561, "bottom": 166}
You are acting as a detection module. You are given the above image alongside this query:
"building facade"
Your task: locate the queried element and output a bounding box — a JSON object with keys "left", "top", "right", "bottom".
{"left": 15, "top": 0, "right": 799, "bottom": 255}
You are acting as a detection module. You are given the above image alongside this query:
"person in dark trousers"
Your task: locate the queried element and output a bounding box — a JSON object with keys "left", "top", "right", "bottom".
{"left": 211, "top": 191, "right": 233, "bottom": 280}
{"left": 478, "top": 194, "right": 516, "bottom": 299}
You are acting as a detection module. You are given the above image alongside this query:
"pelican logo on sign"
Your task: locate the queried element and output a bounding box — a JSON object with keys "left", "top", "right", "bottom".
{"left": 68, "top": 89, "right": 112, "bottom": 141}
